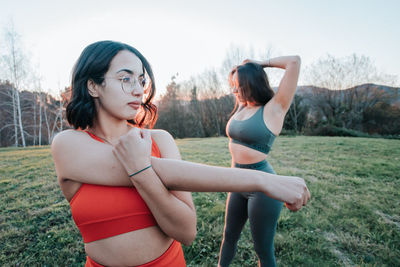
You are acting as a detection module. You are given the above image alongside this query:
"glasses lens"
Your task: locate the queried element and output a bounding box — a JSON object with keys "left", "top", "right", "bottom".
{"left": 121, "top": 76, "right": 148, "bottom": 93}
{"left": 121, "top": 80, "right": 132, "bottom": 93}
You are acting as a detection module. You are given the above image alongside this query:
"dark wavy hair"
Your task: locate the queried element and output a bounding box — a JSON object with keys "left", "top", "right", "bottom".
{"left": 66, "top": 40, "right": 158, "bottom": 129}
{"left": 229, "top": 62, "right": 274, "bottom": 113}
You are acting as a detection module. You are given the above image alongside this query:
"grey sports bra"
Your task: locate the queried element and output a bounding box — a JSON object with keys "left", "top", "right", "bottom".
{"left": 227, "top": 105, "right": 275, "bottom": 154}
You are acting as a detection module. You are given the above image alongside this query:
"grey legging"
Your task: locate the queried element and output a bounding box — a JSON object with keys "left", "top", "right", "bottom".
{"left": 218, "top": 160, "right": 283, "bottom": 267}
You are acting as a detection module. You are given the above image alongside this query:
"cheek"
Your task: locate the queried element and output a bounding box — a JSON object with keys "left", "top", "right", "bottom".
{"left": 100, "top": 93, "right": 134, "bottom": 115}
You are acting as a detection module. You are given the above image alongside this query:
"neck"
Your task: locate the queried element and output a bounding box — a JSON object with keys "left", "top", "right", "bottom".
{"left": 89, "top": 110, "right": 134, "bottom": 145}
{"left": 240, "top": 101, "right": 258, "bottom": 108}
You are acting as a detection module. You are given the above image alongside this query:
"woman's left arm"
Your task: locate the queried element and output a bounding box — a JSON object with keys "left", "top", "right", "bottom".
{"left": 245, "top": 56, "right": 301, "bottom": 113}
{"left": 123, "top": 129, "right": 197, "bottom": 246}
{"left": 269, "top": 55, "right": 301, "bottom": 113}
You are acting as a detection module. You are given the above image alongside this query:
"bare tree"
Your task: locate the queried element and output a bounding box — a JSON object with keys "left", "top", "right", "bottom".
{"left": 304, "top": 54, "right": 397, "bottom": 128}
{"left": 50, "top": 89, "right": 65, "bottom": 142}
{"left": 199, "top": 69, "right": 223, "bottom": 135}
{"left": 284, "top": 94, "right": 309, "bottom": 133}
{"left": 32, "top": 91, "right": 37, "bottom": 145}
{"left": 220, "top": 44, "right": 256, "bottom": 93}
{"left": 0, "top": 22, "right": 29, "bottom": 146}
{"left": 0, "top": 82, "right": 16, "bottom": 146}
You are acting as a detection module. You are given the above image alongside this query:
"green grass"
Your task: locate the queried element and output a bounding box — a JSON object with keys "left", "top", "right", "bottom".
{"left": 1, "top": 136, "right": 399, "bottom": 266}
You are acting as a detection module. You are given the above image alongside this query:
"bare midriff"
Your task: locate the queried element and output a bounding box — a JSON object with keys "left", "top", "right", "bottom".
{"left": 229, "top": 142, "right": 267, "bottom": 165}
{"left": 85, "top": 226, "right": 173, "bottom": 266}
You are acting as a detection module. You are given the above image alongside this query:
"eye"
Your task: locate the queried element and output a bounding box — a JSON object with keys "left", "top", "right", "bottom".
{"left": 121, "top": 76, "right": 131, "bottom": 83}
{"left": 139, "top": 77, "right": 147, "bottom": 86}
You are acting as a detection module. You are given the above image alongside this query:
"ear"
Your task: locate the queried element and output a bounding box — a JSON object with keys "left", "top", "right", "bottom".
{"left": 87, "top": 79, "right": 99, "bottom": 97}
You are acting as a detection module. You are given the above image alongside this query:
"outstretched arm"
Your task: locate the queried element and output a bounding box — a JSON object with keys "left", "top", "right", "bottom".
{"left": 150, "top": 157, "right": 308, "bottom": 210}
{"left": 52, "top": 129, "right": 310, "bottom": 211}
{"left": 114, "top": 129, "right": 310, "bottom": 211}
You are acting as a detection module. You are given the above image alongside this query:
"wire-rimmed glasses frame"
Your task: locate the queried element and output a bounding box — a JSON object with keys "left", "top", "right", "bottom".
{"left": 103, "top": 75, "right": 147, "bottom": 94}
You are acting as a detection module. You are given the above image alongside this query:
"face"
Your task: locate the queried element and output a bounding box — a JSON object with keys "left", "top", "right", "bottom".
{"left": 231, "top": 71, "right": 245, "bottom": 104}
{"left": 93, "top": 50, "right": 145, "bottom": 120}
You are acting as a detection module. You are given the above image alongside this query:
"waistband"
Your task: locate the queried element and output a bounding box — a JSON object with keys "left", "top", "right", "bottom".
{"left": 234, "top": 159, "right": 268, "bottom": 169}
{"left": 85, "top": 240, "right": 186, "bottom": 267}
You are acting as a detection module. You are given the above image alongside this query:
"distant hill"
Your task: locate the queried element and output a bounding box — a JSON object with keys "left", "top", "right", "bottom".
{"left": 295, "top": 83, "right": 400, "bottom": 105}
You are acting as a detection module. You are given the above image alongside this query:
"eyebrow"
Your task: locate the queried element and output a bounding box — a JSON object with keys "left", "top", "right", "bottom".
{"left": 116, "top": 69, "right": 144, "bottom": 77}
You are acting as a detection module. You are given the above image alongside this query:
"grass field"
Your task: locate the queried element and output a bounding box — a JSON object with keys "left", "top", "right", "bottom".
{"left": 1, "top": 136, "right": 399, "bottom": 266}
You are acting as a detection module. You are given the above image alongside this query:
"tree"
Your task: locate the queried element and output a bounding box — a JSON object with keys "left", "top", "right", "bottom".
{"left": 284, "top": 94, "right": 309, "bottom": 133}
{"left": 155, "top": 75, "right": 185, "bottom": 138}
{"left": 304, "top": 54, "right": 397, "bottom": 129}
{"left": 363, "top": 102, "right": 400, "bottom": 135}
{"left": 0, "top": 22, "right": 30, "bottom": 146}
{"left": 183, "top": 82, "right": 205, "bottom": 137}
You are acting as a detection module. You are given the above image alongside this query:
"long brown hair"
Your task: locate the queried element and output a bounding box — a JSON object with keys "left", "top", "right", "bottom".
{"left": 229, "top": 62, "right": 274, "bottom": 114}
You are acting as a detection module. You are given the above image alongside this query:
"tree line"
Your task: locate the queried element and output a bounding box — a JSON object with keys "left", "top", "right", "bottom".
{"left": 0, "top": 26, "right": 399, "bottom": 147}
{"left": 0, "top": 81, "right": 65, "bottom": 147}
{"left": 155, "top": 80, "right": 399, "bottom": 139}
{"left": 155, "top": 52, "right": 399, "bottom": 139}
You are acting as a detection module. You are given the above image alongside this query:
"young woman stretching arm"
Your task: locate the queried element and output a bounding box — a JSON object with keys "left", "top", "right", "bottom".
{"left": 51, "top": 41, "right": 309, "bottom": 267}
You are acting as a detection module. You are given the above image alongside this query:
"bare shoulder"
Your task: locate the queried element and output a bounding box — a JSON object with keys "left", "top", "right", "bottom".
{"left": 51, "top": 129, "right": 89, "bottom": 153}
{"left": 150, "top": 129, "right": 180, "bottom": 159}
{"left": 150, "top": 129, "right": 174, "bottom": 142}
{"left": 52, "top": 129, "right": 86, "bottom": 144}
{"left": 51, "top": 129, "right": 95, "bottom": 166}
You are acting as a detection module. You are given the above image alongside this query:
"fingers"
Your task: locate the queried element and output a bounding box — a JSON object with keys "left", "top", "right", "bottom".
{"left": 285, "top": 202, "right": 301, "bottom": 212}
{"left": 286, "top": 180, "right": 311, "bottom": 212}
{"left": 141, "top": 129, "right": 151, "bottom": 141}
{"left": 284, "top": 191, "right": 302, "bottom": 212}
{"left": 127, "top": 127, "right": 141, "bottom": 138}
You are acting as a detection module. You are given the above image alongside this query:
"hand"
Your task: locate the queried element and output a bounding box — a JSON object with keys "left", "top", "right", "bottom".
{"left": 242, "top": 59, "right": 264, "bottom": 66}
{"left": 261, "top": 175, "right": 310, "bottom": 212}
{"left": 113, "top": 128, "right": 152, "bottom": 176}
{"left": 242, "top": 59, "right": 271, "bottom": 68}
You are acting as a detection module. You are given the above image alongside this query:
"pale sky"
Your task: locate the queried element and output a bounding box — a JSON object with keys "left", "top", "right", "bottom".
{"left": 1, "top": 0, "right": 399, "bottom": 97}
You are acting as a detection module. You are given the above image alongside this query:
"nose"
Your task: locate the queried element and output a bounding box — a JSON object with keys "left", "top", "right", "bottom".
{"left": 131, "top": 81, "right": 144, "bottom": 97}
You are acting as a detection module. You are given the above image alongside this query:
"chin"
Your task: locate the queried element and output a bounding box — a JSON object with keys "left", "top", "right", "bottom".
{"left": 122, "top": 111, "right": 139, "bottom": 121}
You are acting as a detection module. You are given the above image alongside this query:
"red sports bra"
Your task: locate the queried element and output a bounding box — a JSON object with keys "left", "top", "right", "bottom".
{"left": 69, "top": 131, "right": 161, "bottom": 243}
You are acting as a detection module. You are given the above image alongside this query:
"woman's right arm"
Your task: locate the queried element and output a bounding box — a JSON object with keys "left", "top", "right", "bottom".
{"left": 52, "top": 129, "right": 309, "bottom": 210}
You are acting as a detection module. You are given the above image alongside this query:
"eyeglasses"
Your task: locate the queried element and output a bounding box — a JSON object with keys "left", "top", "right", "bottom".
{"left": 104, "top": 75, "right": 148, "bottom": 94}
{"left": 231, "top": 85, "right": 240, "bottom": 93}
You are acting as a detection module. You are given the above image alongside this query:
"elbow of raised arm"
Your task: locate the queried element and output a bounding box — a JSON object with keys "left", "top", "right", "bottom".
{"left": 290, "top": 55, "right": 301, "bottom": 66}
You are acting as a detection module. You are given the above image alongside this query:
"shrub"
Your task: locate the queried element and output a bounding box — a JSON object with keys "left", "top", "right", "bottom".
{"left": 310, "top": 125, "right": 370, "bottom": 137}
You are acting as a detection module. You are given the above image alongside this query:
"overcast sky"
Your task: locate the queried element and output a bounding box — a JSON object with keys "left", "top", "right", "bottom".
{"left": 1, "top": 0, "right": 399, "bottom": 96}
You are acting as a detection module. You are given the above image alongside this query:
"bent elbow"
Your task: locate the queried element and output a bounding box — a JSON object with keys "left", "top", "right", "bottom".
{"left": 290, "top": 56, "right": 301, "bottom": 67}
{"left": 181, "top": 228, "right": 197, "bottom": 246}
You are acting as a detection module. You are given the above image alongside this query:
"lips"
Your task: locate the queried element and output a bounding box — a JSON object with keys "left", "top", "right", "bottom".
{"left": 128, "top": 101, "right": 141, "bottom": 109}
